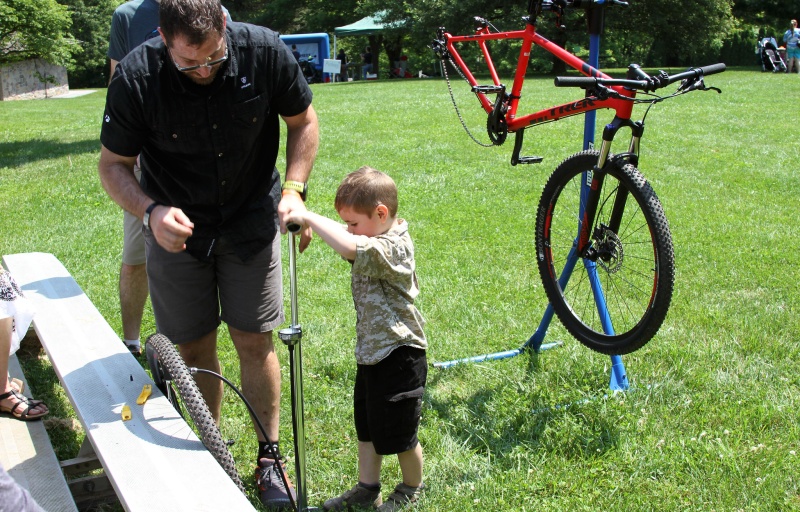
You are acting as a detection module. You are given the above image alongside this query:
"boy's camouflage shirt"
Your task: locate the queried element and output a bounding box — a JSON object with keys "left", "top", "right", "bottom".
{"left": 350, "top": 219, "right": 427, "bottom": 365}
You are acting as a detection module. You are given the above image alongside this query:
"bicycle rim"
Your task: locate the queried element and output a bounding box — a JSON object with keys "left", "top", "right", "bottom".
{"left": 145, "top": 333, "right": 245, "bottom": 492}
{"left": 535, "top": 151, "right": 674, "bottom": 355}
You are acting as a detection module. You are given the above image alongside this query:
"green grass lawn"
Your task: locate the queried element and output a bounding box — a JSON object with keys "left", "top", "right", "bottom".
{"left": 1, "top": 67, "right": 799, "bottom": 510}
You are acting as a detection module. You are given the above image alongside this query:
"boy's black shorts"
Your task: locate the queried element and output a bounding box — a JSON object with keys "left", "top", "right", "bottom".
{"left": 354, "top": 345, "right": 427, "bottom": 455}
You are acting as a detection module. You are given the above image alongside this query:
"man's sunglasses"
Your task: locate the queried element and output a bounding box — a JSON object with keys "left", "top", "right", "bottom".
{"left": 170, "top": 43, "right": 228, "bottom": 73}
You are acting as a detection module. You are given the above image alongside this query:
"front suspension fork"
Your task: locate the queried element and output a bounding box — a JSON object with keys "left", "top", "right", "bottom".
{"left": 577, "top": 116, "right": 644, "bottom": 256}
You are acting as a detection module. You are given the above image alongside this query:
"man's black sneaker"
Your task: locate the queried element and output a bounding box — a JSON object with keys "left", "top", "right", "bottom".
{"left": 255, "top": 457, "right": 296, "bottom": 509}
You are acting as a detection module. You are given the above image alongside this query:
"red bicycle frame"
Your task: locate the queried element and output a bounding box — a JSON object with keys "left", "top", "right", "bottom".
{"left": 442, "top": 21, "right": 635, "bottom": 131}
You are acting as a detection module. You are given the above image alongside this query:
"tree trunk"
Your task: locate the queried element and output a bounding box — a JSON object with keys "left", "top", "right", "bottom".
{"left": 383, "top": 35, "right": 404, "bottom": 76}
{"left": 552, "top": 29, "right": 568, "bottom": 75}
{"left": 368, "top": 35, "right": 382, "bottom": 77}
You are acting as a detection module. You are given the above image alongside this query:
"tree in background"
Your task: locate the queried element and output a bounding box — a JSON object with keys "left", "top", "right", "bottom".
{"left": 0, "top": 0, "right": 79, "bottom": 67}
{"left": 66, "top": 0, "right": 118, "bottom": 87}
{"left": 20, "top": 0, "right": 798, "bottom": 88}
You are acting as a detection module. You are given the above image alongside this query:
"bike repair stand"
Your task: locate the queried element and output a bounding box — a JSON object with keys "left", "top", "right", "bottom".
{"left": 435, "top": 1, "right": 629, "bottom": 393}
{"left": 279, "top": 225, "right": 320, "bottom": 511}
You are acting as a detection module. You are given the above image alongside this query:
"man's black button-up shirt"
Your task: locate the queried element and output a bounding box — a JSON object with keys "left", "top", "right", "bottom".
{"left": 101, "top": 21, "right": 313, "bottom": 262}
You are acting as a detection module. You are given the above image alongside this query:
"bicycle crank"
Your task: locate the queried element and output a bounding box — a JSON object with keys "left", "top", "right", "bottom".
{"left": 487, "top": 91, "right": 509, "bottom": 145}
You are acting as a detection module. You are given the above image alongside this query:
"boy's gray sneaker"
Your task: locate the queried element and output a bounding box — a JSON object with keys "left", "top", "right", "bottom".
{"left": 376, "top": 483, "right": 425, "bottom": 512}
{"left": 322, "top": 483, "right": 382, "bottom": 510}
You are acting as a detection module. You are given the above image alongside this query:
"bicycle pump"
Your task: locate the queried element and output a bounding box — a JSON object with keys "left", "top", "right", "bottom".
{"left": 278, "top": 223, "right": 319, "bottom": 511}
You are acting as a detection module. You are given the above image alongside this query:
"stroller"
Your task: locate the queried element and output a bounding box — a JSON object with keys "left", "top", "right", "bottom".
{"left": 758, "top": 37, "right": 787, "bottom": 72}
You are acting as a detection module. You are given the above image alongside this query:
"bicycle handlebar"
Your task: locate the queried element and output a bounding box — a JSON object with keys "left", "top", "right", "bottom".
{"left": 554, "top": 63, "right": 726, "bottom": 92}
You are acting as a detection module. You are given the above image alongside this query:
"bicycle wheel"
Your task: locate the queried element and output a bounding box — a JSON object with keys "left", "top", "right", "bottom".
{"left": 145, "top": 333, "right": 245, "bottom": 492}
{"left": 535, "top": 151, "right": 674, "bottom": 355}
{"left": 145, "top": 338, "right": 181, "bottom": 415}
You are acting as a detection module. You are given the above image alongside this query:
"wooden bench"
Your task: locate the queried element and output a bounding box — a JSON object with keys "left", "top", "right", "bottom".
{"left": 1, "top": 353, "right": 78, "bottom": 512}
{"left": 2, "top": 252, "right": 256, "bottom": 511}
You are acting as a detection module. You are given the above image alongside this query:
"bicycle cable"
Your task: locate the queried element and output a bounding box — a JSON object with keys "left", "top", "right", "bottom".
{"left": 191, "top": 367, "right": 299, "bottom": 512}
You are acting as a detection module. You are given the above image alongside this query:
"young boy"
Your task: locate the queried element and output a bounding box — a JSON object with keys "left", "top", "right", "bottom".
{"left": 286, "top": 167, "right": 427, "bottom": 511}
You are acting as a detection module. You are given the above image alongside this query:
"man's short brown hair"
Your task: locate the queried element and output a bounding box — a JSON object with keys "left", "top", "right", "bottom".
{"left": 335, "top": 166, "right": 398, "bottom": 218}
{"left": 160, "top": 0, "right": 225, "bottom": 47}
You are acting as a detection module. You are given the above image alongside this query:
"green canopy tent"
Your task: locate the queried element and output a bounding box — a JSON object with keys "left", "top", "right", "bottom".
{"left": 333, "top": 15, "right": 386, "bottom": 57}
{"left": 334, "top": 15, "right": 387, "bottom": 39}
{"left": 333, "top": 13, "right": 395, "bottom": 77}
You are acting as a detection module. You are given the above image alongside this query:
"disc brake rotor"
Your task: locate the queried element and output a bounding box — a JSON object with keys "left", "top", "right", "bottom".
{"left": 595, "top": 229, "right": 624, "bottom": 274}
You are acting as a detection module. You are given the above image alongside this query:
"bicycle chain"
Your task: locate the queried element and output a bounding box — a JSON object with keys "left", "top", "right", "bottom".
{"left": 440, "top": 56, "right": 495, "bottom": 148}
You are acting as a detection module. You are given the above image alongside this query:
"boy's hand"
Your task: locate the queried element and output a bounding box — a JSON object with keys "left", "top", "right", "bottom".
{"left": 296, "top": 225, "right": 313, "bottom": 252}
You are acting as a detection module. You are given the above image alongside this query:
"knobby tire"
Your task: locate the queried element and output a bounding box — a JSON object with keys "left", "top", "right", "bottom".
{"left": 535, "top": 151, "right": 675, "bottom": 355}
{"left": 145, "top": 333, "right": 245, "bottom": 492}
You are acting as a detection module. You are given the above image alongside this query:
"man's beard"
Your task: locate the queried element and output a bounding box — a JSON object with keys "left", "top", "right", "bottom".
{"left": 186, "top": 67, "right": 220, "bottom": 86}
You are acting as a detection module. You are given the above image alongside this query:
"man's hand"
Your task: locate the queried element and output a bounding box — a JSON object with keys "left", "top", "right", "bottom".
{"left": 150, "top": 205, "right": 194, "bottom": 253}
{"left": 278, "top": 193, "right": 313, "bottom": 252}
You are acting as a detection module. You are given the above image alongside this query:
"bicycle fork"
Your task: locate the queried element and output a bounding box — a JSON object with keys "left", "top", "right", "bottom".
{"left": 577, "top": 115, "right": 643, "bottom": 257}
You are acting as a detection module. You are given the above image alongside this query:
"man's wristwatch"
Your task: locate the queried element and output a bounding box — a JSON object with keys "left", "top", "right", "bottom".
{"left": 282, "top": 180, "right": 307, "bottom": 201}
{"left": 143, "top": 202, "right": 161, "bottom": 231}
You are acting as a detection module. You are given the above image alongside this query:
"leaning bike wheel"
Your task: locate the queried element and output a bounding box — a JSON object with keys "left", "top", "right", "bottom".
{"left": 145, "top": 333, "right": 244, "bottom": 492}
{"left": 145, "top": 336, "right": 181, "bottom": 414}
{"left": 535, "top": 151, "right": 674, "bottom": 355}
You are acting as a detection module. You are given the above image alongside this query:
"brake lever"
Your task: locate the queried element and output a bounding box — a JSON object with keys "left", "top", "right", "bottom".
{"left": 677, "top": 77, "right": 696, "bottom": 92}
{"left": 587, "top": 84, "right": 612, "bottom": 100}
{"left": 678, "top": 77, "right": 722, "bottom": 94}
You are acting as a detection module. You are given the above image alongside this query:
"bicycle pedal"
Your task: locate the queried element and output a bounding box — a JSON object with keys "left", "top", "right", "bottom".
{"left": 472, "top": 84, "right": 505, "bottom": 94}
{"left": 514, "top": 155, "right": 544, "bottom": 165}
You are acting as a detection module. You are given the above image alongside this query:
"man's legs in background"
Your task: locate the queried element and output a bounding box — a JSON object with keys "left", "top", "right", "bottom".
{"left": 120, "top": 164, "right": 148, "bottom": 355}
{"left": 120, "top": 262, "right": 147, "bottom": 353}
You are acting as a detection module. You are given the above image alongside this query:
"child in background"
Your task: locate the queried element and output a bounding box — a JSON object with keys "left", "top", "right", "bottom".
{"left": 286, "top": 167, "right": 427, "bottom": 511}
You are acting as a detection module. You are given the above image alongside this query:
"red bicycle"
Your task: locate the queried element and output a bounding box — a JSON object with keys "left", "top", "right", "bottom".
{"left": 432, "top": 0, "right": 725, "bottom": 355}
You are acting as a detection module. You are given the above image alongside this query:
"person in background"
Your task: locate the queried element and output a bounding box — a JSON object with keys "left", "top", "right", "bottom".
{"left": 0, "top": 463, "right": 44, "bottom": 512}
{"left": 107, "top": 0, "right": 231, "bottom": 356}
{"left": 285, "top": 167, "right": 427, "bottom": 512}
{"left": 361, "top": 46, "right": 373, "bottom": 79}
{"left": 783, "top": 19, "right": 800, "bottom": 74}
{"left": 98, "top": 0, "right": 318, "bottom": 507}
{"left": 336, "top": 48, "right": 347, "bottom": 81}
{"left": 0, "top": 269, "right": 47, "bottom": 422}
{"left": 292, "top": 44, "right": 301, "bottom": 61}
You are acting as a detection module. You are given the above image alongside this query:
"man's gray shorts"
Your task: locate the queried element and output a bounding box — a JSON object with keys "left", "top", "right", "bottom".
{"left": 121, "top": 165, "right": 145, "bottom": 266}
{"left": 144, "top": 231, "right": 285, "bottom": 344}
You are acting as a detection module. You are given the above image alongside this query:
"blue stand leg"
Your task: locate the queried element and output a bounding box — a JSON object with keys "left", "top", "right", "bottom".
{"left": 609, "top": 355, "right": 629, "bottom": 391}
{"left": 586, "top": 24, "right": 629, "bottom": 391}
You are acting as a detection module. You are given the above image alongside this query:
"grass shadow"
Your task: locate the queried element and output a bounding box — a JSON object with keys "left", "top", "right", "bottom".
{"left": 425, "top": 355, "right": 620, "bottom": 467}
{"left": 0, "top": 139, "right": 100, "bottom": 168}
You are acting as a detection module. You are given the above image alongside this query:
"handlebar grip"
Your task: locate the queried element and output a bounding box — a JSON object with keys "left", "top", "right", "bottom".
{"left": 554, "top": 76, "right": 598, "bottom": 88}
{"left": 287, "top": 223, "right": 302, "bottom": 233}
{"left": 699, "top": 63, "right": 726, "bottom": 76}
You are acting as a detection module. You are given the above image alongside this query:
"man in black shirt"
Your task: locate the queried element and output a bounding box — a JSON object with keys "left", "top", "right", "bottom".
{"left": 98, "top": 0, "right": 318, "bottom": 507}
